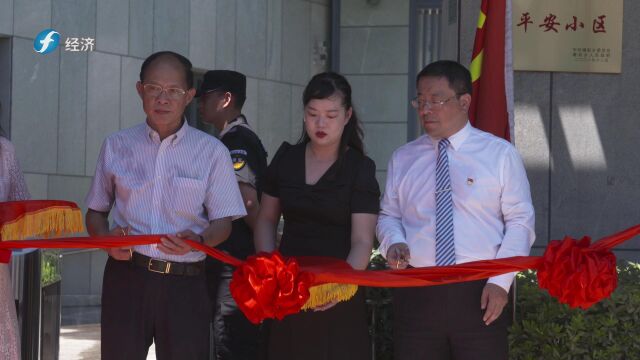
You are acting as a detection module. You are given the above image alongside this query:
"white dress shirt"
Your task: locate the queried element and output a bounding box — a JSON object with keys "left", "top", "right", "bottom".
{"left": 377, "top": 122, "right": 535, "bottom": 291}
{"left": 86, "top": 120, "right": 246, "bottom": 262}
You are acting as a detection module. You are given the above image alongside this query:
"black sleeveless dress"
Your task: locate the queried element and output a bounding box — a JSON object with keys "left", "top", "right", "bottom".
{"left": 263, "top": 142, "right": 381, "bottom": 360}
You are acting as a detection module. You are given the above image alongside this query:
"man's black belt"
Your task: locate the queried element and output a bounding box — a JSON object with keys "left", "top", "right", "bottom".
{"left": 132, "top": 252, "right": 204, "bottom": 276}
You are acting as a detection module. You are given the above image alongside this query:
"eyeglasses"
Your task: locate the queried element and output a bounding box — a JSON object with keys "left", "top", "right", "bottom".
{"left": 203, "top": 87, "right": 225, "bottom": 96}
{"left": 142, "top": 83, "right": 187, "bottom": 100}
{"left": 410, "top": 95, "right": 458, "bottom": 110}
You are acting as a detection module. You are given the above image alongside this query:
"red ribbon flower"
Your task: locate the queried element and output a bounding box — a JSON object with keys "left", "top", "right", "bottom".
{"left": 537, "top": 236, "right": 617, "bottom": 309}
{"left": 230, "top": 251, "right": 312, "bottom": 324}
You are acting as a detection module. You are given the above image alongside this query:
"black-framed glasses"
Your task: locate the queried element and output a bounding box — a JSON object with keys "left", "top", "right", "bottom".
{"left": 142, "top": 83, "right": 187, "bottom": 100}
{"left": 410, "top": 95, "right": 459, "bottom": 110}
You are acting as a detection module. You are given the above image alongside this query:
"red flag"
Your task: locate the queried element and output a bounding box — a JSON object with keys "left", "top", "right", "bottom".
{"left": 469, "top": 0, "right": 514, "bottom": 142}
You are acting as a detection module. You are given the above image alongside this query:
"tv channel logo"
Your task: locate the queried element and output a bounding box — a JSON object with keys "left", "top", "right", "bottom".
{"left": 34, "top": 29, "right": 61, "bottom": 54}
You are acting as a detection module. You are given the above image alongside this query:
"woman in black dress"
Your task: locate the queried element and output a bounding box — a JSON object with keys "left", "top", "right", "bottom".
{"left": 254, "top": 72, "right": 380, "bottom": 360}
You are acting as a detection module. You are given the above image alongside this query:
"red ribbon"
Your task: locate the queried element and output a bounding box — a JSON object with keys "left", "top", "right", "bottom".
{"left": 537, "top": 236, "right": 617, "bottom": 309}
{"left": 230, "top": 251, "right": 312, "bottom": 324}
{"left": 1, "top": 225, "right": 639, "bottom": 322}
{"left": 0, "top": 250, "right": 10, "bottom": 263}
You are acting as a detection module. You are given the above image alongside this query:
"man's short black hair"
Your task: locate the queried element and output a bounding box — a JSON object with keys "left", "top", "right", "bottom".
{"left": 416, "top": 60, "right": 472, "bottom": 96}
{"left": 196, "top": 70, "right": 247, "bottom": 110}
{"left": 139, "top": 51, "right": 194, "bottom": 89}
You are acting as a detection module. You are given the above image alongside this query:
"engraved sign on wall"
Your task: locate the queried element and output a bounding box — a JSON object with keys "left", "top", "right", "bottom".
{"left": 513, "top": 0, "right": 622, "bottom": 73}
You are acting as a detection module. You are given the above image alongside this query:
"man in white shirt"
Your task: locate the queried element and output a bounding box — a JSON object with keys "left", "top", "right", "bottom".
{"left": 376, "top": 60, "right": 535, "bottom": 360}
{"left": 85, "top": 51, "right": 246, "bottom": 359}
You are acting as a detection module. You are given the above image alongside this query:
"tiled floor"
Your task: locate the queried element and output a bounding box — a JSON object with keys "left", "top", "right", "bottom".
{"left": 58, "top": 324, "right": 156, "bottom": 360}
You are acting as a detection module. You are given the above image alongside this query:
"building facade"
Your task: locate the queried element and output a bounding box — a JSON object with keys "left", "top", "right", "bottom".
{"left": 0, "top": 0, "right": 638, "bottom": 341}
{"left": 0, "top": 0, "right": 330, "bottom": 308}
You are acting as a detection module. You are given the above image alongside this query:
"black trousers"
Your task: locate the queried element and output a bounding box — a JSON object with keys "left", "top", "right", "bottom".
{"left": 206, "top": 260, "right": 260, "bottom": 360}
{"left": 101, "top": 257, "right": 211, "bottom": 360}
{"left": 393, "top": 280, "right": 510, "bottom": 360}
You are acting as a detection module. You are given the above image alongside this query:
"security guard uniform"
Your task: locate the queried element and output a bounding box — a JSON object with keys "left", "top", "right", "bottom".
{"left": 205, "top": 114, "right": 267, "bottom": 360}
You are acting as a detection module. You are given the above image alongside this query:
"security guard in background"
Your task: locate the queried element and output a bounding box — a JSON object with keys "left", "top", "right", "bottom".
{"left": 197, "top": 70, "right": 267, "bottom": 360}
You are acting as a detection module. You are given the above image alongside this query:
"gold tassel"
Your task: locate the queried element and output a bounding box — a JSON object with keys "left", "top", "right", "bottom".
{"left": 301, "top": 283, "right": 358, "bottom": 310}
{"left": 1, "top": 207, "right": 84, "bottom": 241}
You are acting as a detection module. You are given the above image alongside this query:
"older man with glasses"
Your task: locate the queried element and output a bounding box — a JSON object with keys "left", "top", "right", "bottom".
{"left": 85, "top": 51, "right": 246, "bottom": 360}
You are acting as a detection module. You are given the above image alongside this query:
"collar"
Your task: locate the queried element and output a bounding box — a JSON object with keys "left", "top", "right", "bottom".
{"left": 219, "top": 115, "right": 251, "bottom": 138}
{"left": 145, "top": 117, "right": 189, "bottom": 145}
{"left": 426, "top": 121, "right": 471, "bottom": 151}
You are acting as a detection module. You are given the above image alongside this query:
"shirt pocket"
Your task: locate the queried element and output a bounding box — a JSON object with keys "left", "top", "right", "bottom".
{"left": 453, "top": 173, "right": 501, "bottom": 212}
{"left": 170, "top": 176, "right": 206, "bottom": 217}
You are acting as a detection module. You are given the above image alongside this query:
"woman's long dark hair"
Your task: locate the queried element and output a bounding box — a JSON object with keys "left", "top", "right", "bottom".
{"left": 298, "top": 72, "right": 364, "bottom": 155}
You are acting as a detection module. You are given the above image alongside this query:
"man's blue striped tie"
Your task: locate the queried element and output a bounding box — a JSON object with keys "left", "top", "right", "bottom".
{"left": 435, "top": 138, "right": 455, "bottom": 266}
